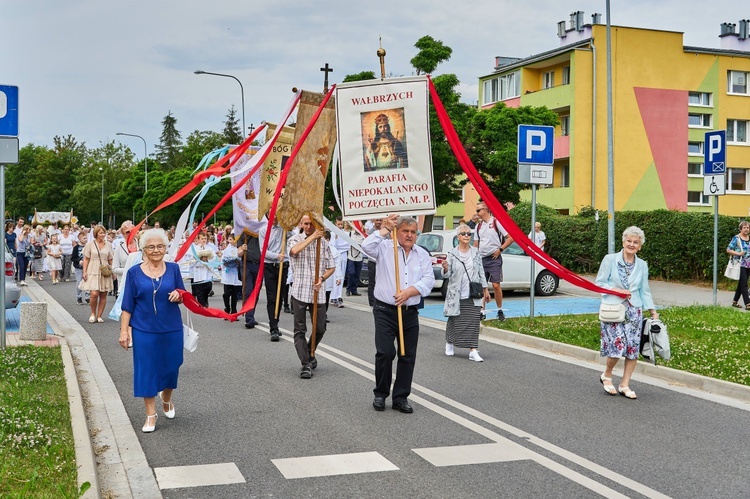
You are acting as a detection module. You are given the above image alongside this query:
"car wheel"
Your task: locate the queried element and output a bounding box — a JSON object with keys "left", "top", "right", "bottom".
{"left": 535, "top": 270, "right": 558, "bottom": 296}
{"left": 440, "top": 280, "right": 448, "bottom": 298}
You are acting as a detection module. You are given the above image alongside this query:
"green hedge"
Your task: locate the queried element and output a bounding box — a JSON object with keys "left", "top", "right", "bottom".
{"left": 508, "top": 203, "right": 744, "bottom": 281}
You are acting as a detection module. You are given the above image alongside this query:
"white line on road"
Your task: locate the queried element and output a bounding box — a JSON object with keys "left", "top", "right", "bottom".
{"left": 154, "top": 462, "right": 245, "bottom": 490}
{"left": 272, "top": 451, "right": 399, "bottom": 479}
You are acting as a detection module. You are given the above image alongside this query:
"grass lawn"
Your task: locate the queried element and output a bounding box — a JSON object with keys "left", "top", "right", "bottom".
{"left": 0, "top": 345, "right": 81, "bottom": 497}
{"left": 489, "top": 305, "right": 750, "bottom": 387}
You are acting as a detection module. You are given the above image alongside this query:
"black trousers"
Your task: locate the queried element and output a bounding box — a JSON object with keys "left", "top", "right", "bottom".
{"left": 733, "top": 266, "right": 750, "bottom": 305}
{"left": 346, "top": 259, "right": 363, "bottom": 294}
{"left": 373, "top": 301, "right": 419, "bottom": 402}
{"left": 223, "top": 284, "right": 242, "bottom": 313}
{"left": 263, "top": 262, "right": 288, "bottom": 330}
{"left": 191, "top": 281, "right": 212, "bottom": 307}
{"left": 241, "top": 261, "right": 261, "bottom": 324}
{"left": 367, "top": 260, "right": 377, "bottom": 306}
{"left": 291, "top": 296, "right": 326, "bottom": 367}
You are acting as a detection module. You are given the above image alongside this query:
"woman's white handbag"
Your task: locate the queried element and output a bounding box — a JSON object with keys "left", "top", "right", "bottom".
{"left": 724, "top": 259, "right": 741, "bottom": 280}
{"left": 183, "top": 311, "right": 199, "bottom": 353}
{"left": 598, "top": 302, "right": 626, "bottom": 323}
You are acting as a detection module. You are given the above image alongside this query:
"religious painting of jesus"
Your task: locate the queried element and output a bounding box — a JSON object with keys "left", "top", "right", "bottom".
{"left": 361, "top": 108, "right": 408, "bottom": 172}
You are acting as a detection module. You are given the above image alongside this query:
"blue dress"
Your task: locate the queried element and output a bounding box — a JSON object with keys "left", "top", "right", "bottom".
{"left": 122, "top": 262, "right": 186, "bottom": 397}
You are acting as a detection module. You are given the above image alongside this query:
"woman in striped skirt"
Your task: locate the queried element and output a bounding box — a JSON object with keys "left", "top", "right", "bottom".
{"left": 441, "top": 223, "right": 490, "bottom": 362}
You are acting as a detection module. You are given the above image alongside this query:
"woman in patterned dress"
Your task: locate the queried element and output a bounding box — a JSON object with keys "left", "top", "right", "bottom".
{"left": 726, "top": 221, "right": 750, "bottom": 309}
{"left": 595, "top": 226, "right": 658, "bottom": 400}
{"left": 79, "top": 225, "right": 114, "bottom": 323}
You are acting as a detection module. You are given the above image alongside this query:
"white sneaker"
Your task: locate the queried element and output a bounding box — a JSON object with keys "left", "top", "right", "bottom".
{"left": 18, "top": 280, "right": 27, "bottom": 286}
{"left": 445, "top": 343, "right": 454, "bottom": 356}
{"left": 469, "top": 350, "right": 483, "bottom": 362}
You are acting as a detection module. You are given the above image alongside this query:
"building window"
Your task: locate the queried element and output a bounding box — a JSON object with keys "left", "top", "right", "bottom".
{"left": 452, "top": 186, "right": 464, "bottom": 202}
{"left": 687, "top": 191, "right": 711, "bottom": 205}
{"left": 560, "top": 115, "right": 570, "bottom": 136}
{"left": 562, "top": 66, "right": 571, "bottom": 85}
{"left": 688, "top": 91, "right": 712, "bottom": 106}
{"left": 688, "top": 141, "right": 704, "bottom": 156}
{"left": 728, "top": 71, "right": 749, "bottom": 95}
{"left": 452, "top": 216, "right": 463, "bottom": 228}
{"left": 483, "top": 78, "right": 498, "bottom": 104}
{"left": 499, "top": 71, "right": 520, "bottom": 100}
{"left": 543, "top": 71, "right": 555, "bottom": 89}
{"left": 727, "top": 119, "right": 749, "bottom": 144}
{"left": 432, "top": 216, "right": 445, "bottom": 230}
{"left": 728, "top": 168, "right": 748, "bottom": 191}
{"left": 560, "top": 163, "right": 570, "bottom": 187}
{"left": 688, "top": 162, "right": 703, "bottom": 176}
{"left": 688, "top": 113, "right": 712, "bottom": 128}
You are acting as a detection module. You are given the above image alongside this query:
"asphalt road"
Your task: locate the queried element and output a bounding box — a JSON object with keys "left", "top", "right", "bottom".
{"left": 42, "top": 279, "right": 750, "bottom": 498}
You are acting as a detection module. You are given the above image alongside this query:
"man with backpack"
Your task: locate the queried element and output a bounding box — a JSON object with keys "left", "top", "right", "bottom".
{"left": 473, "top": 202, "right": 513, "bottom": 321}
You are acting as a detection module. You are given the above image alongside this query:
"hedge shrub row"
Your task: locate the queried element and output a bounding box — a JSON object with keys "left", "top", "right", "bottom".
{"left": 508, "top": 203, "right": 745, "bottom": 281}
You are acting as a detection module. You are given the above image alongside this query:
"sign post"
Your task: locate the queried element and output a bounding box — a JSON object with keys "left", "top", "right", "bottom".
{"left": 0, "top": 84, "right": 19, "bottom": 350}
{"left": 704, "top": 130, "right": 726, "bottom": 306}
{"left": 518, "top": 125, "right": 554, "bottom": 319}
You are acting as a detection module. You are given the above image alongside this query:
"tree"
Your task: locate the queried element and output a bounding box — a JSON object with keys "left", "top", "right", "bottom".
{"left": 464, "top": 104, "right": 559, "bottom": 206}
{"left": 410, "top": 36, "right": 453, "bottom": 75}
{"left": 223, "top": 105, "right": 243, "bottom": 145}
{"left": 342, "top": 71, "right": 376, "bottom": 83}
{"left": 155, "top": 111, "right": 183, "bottom": 171}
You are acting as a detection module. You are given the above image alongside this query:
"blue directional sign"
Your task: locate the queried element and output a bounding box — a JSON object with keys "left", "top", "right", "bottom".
{"left": 0, "top": 85, "right": 19, "bottom": 136}
{"left": 518, "top": 125, "right": 554, "bottom": 165}
{"left": 704, "top": 130, "right": 726, "bottom": 175}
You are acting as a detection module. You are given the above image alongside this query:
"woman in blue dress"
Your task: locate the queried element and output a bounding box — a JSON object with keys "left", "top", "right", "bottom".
{"left": 119, "top": 229, "right": 185, "bottom": 433}
{"left": 595, "top": 226, "right": 658, "bottom": 400}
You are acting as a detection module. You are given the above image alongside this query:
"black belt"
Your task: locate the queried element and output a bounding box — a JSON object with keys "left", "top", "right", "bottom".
{"left": 375, "top": 299, "right": 418, "bottom": 312}
{"left": 245, "top": 260, "right": 260, "bottom": 264}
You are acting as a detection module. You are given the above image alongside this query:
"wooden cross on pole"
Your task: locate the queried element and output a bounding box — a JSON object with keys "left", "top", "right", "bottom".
{"left": 320, "top": 63, "right": 333, "bottom": 93}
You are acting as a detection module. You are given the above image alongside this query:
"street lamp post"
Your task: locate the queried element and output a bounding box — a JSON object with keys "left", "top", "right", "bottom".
{"left": 99, "top": 167, "right": 104, "bottom": 226}
{"left": 116, "top": 132, "right": 148, "bottom": 193}
{"left": 194, "top": 70, "right": 246, "bottom": 137}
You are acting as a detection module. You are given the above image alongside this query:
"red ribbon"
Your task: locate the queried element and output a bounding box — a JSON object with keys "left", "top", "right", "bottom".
{"left": 426, "top": 76, "right": 626, "bottom": 298}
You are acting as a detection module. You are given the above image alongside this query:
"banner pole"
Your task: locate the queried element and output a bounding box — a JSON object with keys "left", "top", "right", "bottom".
{"left": 392, "top": 228, "right": 405, "bottom": 357}
{"left": 275, "top": 231, "right": 287, "bottom": 320}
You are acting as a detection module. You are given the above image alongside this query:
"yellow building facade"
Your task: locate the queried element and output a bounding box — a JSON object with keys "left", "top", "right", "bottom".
{"left": 478, "top": 12, "right": 750, "bottom": 217}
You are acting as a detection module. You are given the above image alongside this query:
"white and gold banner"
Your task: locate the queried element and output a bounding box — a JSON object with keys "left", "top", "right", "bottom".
{"left": 335, "top": 76, "right": 435, "bottom": 220}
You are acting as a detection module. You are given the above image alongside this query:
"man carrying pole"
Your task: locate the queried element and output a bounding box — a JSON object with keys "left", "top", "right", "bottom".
{"left": 362, "top": 214, "right": 434, "bottom": 413}
{"left": 288, "top": 215, "right": 335, "bottom": 379}
{"left": 259, "top": 219, "right": 293, "bottom": 342}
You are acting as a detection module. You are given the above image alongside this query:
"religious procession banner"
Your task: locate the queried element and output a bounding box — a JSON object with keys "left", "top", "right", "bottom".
{"left": 32, "top": 211, "right": 74, "bottom": 225}
{"left": 258, "top": 122, "right": 295, "bottom": 218}
{"left": 276, "top": 90, "right": 337, "bottom": 230}
{"left": 335, "top": 76, "right": 435, "bottom": 220}
{"left": 231, "top": 145, "right": 264, "bottom": 235}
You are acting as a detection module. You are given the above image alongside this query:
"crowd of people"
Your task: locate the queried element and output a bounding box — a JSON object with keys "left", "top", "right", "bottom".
{"left": 8, "top": 209, "right": 696, "bottom": 432}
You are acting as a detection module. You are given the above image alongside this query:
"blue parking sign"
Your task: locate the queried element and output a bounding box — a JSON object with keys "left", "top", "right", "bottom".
{"left": 517, "top": 125, "right": 554, "bottom": 165}
{"left": 0, "top": 85, "right": 19, "bottom": 136}
{"left": 704, "top": 130, "right": 725, "bottom": 175}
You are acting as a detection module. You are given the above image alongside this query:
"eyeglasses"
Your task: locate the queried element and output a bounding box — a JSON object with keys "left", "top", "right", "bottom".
{"left": 458, "top": 232, "right": 472, "bottom": 236}
{"left": 476, "top": 208, "right": 484, "bottom": 213}
{"left": 145, "top": 244, "right": 166, "bottom": 252}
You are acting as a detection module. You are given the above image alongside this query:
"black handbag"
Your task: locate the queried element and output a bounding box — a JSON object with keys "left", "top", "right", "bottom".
{"left": 458, "top": 258, "right": 484, "bottom": 299}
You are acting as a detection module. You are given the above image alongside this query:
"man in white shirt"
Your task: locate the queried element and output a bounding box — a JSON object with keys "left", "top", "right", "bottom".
{"left": 473, "top": 202, "right": 514, "bottom": 321}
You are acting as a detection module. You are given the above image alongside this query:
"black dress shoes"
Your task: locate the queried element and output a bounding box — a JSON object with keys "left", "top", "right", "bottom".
{"left": 372, "top": 396, "right": 385, "bottom": 411}
{"left": 351, "top": 291, "right": 362, "bottom": 296}
{"left": 392, "top": 400, "right": 413, "bottom": 413}
{"left": 270, "top": 329, "right": 280, "bottom": 342}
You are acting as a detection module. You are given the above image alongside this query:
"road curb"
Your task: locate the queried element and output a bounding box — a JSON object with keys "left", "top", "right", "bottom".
{"left": 24, "top": 280, "right": 161, "bottom": 498}
{"left": 481, "top": 324, "right": 750, "bottom": 404}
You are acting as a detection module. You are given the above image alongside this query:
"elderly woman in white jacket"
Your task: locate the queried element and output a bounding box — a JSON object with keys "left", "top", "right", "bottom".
{"left": 595, "top": 226, "right": 658, "bottom": 400}
{"left": 441, "top": 223, "right": 491, "bottom": 362}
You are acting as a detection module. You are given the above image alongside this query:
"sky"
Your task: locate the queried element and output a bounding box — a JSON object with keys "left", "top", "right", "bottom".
{"left": 1, "top": 0, "right": 746, "bottom": 156}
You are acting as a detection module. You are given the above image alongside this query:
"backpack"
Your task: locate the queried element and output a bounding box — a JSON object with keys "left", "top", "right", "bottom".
{"left": 476, "top": 218, "right": 505, "bottom": 246}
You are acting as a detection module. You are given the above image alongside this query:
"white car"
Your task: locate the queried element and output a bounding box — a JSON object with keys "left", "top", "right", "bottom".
{"left": 4, "top": 243, "right": 21, "bottom": 309}
{"left": 415, "top": 230, "right": 559, "bottom": 298}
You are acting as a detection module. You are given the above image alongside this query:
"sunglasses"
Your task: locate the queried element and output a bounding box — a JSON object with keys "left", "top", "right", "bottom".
{"left": 458, "top": 232, "right": 472, "bottom": 236}
{"left": 476, "top": 208, "right": 484, "bottom": 213}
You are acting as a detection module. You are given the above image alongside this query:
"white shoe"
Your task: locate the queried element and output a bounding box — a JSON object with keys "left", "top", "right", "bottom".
{"left": 18, "top": 280, "right": 26, "bottom": 286}
{"left": 158, "top": 391, "right": 176, "bottom": 419}
{"left": 445, "top": 343, "right": 454, "bottom": 356}
{"left": 469, "top": 350, "right": 483, "bottom": 362}
{"left": 142, "top": 413, "right": 157, "bottom": 433}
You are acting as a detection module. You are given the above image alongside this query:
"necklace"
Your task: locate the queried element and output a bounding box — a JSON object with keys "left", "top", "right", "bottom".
{"left": 151, "top": 274, "right": 163, "bottom": 315}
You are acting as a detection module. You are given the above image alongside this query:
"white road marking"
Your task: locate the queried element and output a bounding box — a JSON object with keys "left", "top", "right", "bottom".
{"left": 413, "top": 442, "right": 533, "bottom": 466}
{"left": 272, "top": 451, "right": 398, "bottom": 479}
{"left": 154, "top": 462, "right": 245, "bottom": 490}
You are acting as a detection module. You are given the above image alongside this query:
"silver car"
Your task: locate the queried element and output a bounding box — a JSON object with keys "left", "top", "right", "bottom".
{"left": 416, "top": 230, "right": 559, "bottom": 298}
{"left": 4, "top": 243, "right": 21, "bottom": 309}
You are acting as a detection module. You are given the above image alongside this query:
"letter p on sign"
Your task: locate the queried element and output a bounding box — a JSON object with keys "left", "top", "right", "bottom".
{"left": 0, "top": 91, "right": 6, "bottom": 119}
